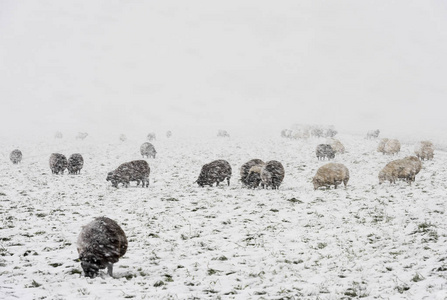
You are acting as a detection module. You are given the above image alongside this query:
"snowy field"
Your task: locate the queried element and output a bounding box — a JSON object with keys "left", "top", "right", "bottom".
{"left": 1, "top": 133, "right": 447, "bottom": 299}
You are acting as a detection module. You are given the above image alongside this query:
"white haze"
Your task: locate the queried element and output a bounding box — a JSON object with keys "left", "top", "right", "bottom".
{"left": 1, "top": 0, "right": 447, "bottom": 141}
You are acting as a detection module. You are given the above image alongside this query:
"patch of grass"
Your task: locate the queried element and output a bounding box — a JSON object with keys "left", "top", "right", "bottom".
{"left": 412, "top": 273, "right": 425, "bottom": 282}
{"left": 287, "top": 197, "right": 303, "bottom": 203}
{"left": 49, "top": 263, "right": 63, "bottom": 268}
{"left": 28, "top": 280, "right": 41, "bottom": 288}
{"left": 153, "top": 280, "right": 164, "bottom": 287}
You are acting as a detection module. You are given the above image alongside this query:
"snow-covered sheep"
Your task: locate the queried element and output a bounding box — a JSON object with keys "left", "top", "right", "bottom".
{"left": 280, "top": 129, "right": 292, "bottom": 138}
{"left": 140, "top": 142, "right": 157, "bottom": 158}
{"left": 77, "top": 217, "right": 128, "bottom": 278}
{"left": 327, "top": 138, "right": 345, "bottom": 154}
{"left": 49, "top": 153, "right": 68, "bottom": 175}
{"left": 76, "top": 132, "right": 88, "bottom": 140}
{"left": 240, "top": 159, "right": 264, "bottom": 187}
{"left": 378, "top": 156, "right": 422, "bottom": 184}
{"left": 377, "top": 138, "right": 389, "bottom": 153}
{"left": 107, "top": 160, "right": 150, "bottom": 188}
{"left": 147, "top": 132, "right": 156, "bottom": 141}
{"left": 166, "top": 130, "right": 172, "bottom": 138}
{"left": 383, "top": 139, "right": 401, "bottom": 155}
{"left": 119, "top": 134, "right": 127, "bottom": 142}
{"left": 217, "top": 130, "right": 230, "bottom": 138}
{"left": 414, "top": 141, "right": 434, "bottom": 160}
{"left": 54, "top": 131, "right": 63, "bottom": 139}
{"left": 366, "top": 129, "right": 380, "bottom": 139}
{"left": 324, "top": 128, "right": 338, "bottom": 138}
{"left": 196, "top": 159, "right": 232, "bottom": 187}
{"left": 10, "top": 149, "right": 22, "bottom": 164}
{"left": 68, "top": 153, "right": 84, "bottom": 174}
{"left": 312, "top": 163, "right": 349, "bottom": 190}
{"left": 260, "top": 160, "right": 285, "bottom": 189}
{"left": 316, "top": 144, "right": 335, "bottom": 160}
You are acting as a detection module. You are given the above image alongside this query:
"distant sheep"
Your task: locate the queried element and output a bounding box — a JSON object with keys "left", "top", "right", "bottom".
{"left": 217, "top": 130, "right": 230, "bottom": 138}
{"left": 166, "top": 130, "right": 172, "bottom": 138}
{"left": 316, "top": 144, "right": 335, "bottom": 160}
{"left": 383, "top": 139, "right": 401, "bottom": 155}
{"left": 313, "top": 163, "right": 349, "bottom": 190}
{"left": 119, "top": 134, "right": 127, "bottom": 142}
{"left": 414, "top": 141, "right": 434, "bottom": 160}
{"left": 378, "top": 156, "right": 422, "bottom": 184}
{"left": 68, "top": 153, "right": 84, "bottom": 175}
{"left": 77, "top": 217, "right": 127, "bottom": 278}
{"left": 324, "top": 128, "right": 338, "bottom": 138}
{"left": 260, "top": 160, "right": 285, "bottom": 189}
{"left": 366, "top": 130, "right": 380, "bottom": 139}
{"left": 327, "top": 138, "right": 345, "bottom": 154}
{"left": 140, "top": 142, "right": 157, "bottom": 158}
{"left": 49, "top": 153, "right": 68, "bottom": 175}
{"left": 54, "top": 131, "right": 63, "bottom": 139}
{"left": 76, "top": 132, "right": 88, "bottom": 140}
{"left": 281, "top": 129, "right": 292, "bottom": 138}
{"left": 107, "top": 160, "right": 150, "bottom": 188}
{"left": 240, "top": 159, "right": 264, "bottom": 187}
{"left": 377, "top": 138, "right": 389, "bottom": 153}
{"left": 147, "top": 132, "right": 156, "bottom": 141}
{"left": 10, "top": 149, "right": 22, "bottom": 164}
{"left": 196, "top": 160, "right": 232, "bottom": 187}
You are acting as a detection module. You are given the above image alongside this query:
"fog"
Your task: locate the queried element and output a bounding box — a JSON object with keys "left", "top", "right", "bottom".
{"left": 1, "top": 0, "right": 446, "bottom": 141}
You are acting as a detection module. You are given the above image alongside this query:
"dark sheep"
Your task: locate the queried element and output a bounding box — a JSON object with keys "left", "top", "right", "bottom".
{"left": 106, "top": 160, "right": 150, "bottom": 188}
{"left": 68, "top": 153, "right": 84, "bottom": 174}
{"left": 10, "top": 149, "right": 22, "bottom": 164}
{"left": 260, "top": 160, "right": 285, "bottom": 189}
{"left": 49, "top": 153, "right": 68, "bottom": 174}
{"left": 316, "top": 144, "right": 335, "bottom": 160}
{"left": 140, "top": 142, "right": 157, "bottom": 158}
{"left": 196, "top": 159, "right": 232, "bottom": 187}
{"left": 77, "top": 217, "right": 128, "bottom": 278}
{"left": 240, "top": 159, "right": 264, "bottom": 187}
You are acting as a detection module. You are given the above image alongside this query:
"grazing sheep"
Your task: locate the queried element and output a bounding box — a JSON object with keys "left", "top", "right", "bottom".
{"left": 316, "top": 144, "right": 335, "bottom": 160}
{"left": 327, "top": 138, "right": 345, "bottom": 154}
{"left": 377, "top": 138, "right": 389, "bottom": 153}
{"left": 383, "top": 139, "right": 401, "bottom": 155}
{"left": 76, "top": 132, "right": 88, "bottom": 140}
{"left": 240, "top": 159, "right": 264, "bottom": 187}
{"left": 119, "top": 134, "right": 127, "bottom": 142}
{"left": 166, "top": 130, "right": 172, "bottom": 138}
{"left": 49, "top": 153, "right": 68, "bottom": 175}
{"left": 140, "top": 142, "right": 157, "bottom": 158}
{"left": 366, "top": 130, "right": 380, "bottom": 139}
{"left": 281, "top": 129, "right": 292, "bottom": 138}
{"left": 77, "top": 217, "right": 127, "bottom": 278}
{"left": 147, "top": 132, "right": 156, "bottom": 141}
{"left": 107, "top": 160, "right": 150, "bottom": 188}
{"left": 260, "top": 160, "right": 285, "bottom": 189}
{"left": 196, "top": 160, "right": 232, "bottom": 187}
{"left": 310, "top": 127, "right": 323, "bottom": 138}
{"left": 54, "top": 131, "right": 63, "bottom": 139}
{"left": 217, "top": 130, "right": 230, "bottom": 138}
{"left": 10, "top": 149, "right": 22, "bottom": 164}
{"left": 378, "top": 156, "right": 422, "bottom": 184}
{"left": 313, "top": 163, "right": 349, "bottom": 190}
{"left": 68, "top": 153, "right": 84, "bottom": 174}
{"left": 324, "top": 128, "right": 338, "bottom": 138}
{"left": 414, "top": 141, "right": 434, "bottom": 160}
{"left": 245, "top": 165, "right": 265, "bottom": 189}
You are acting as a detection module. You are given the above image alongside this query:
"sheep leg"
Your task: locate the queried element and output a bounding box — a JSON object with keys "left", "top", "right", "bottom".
{"left": 227, "top": 177, "right": 230, "bottom": 186}
{"left": 107, "top": 263, "right": 114, "bottom": 277}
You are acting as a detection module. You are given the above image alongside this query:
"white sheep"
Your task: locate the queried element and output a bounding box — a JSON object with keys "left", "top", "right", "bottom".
{"left": 312, "top": 163, "right": 349, "bottom": 190}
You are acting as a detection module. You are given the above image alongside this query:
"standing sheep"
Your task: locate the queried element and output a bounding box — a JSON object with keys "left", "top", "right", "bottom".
{"left": 316, "top": 144, "right": 335, "bottom": 160}
{"left": 383, "top": 139, "right": 401, "bottom": 155}
{"left": 76, "top": 132, "right": 88, "bottom": 140}
{"left": 119, "top": 134, "right": 127, "bottom": 142}
{"left": 245, "top": 164, "right": 266, "bottom": 189}
{"left": 313, "top": 163, "right": 349, "bottom": 190}
{"left": 327, "top": 138, "right": 345, "bottom": 154}
{"left": 414, "top": 141, "right": 434, "bottom": 160}
{"left": 378, "top": 156, "right": 422, "bottom": 184}
{"left": 77, "top": 217, "right": 128, "bottom": 278}
{"left": 68, "top": 153, "right": 84, "bottom": 175}
{"left": 54, "top": 131, "right": 63, "bottom": 139}
{"left": 366, "top": 130, "right": 380, "bottom": 139}
{"left": 377, "top": 138, "right": 389, "bottom": 153}
{"left": 49, "top": 153, "right": 68, "bottom": 175}
{"left": 240, "top": 159, "right": 264, "bottom": 187}
{"left": 260, "top": 160, "right": 285, "bottom": 189}
{"left": 10, "top": 149, "right": 22, "bottom": 164}
{"left": 107, "top": 160, "right": 150, "bottom": 188}
{"left": 196, "top": 160, "right": 232, "bottom": 187}
{"left": 140, "top": 142, "right": 157, "bottom": 158}
{"left": 166, "top": 130, "right": 172, "bottom": 138}
{"left": 217, "top": 130, "right": 230, "bottom": 138}
{"left": 147, "top": 132, "right": 156, "bottom": 141}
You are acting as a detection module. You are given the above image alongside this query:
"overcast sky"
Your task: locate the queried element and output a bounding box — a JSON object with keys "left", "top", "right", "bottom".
{"left": 1, "top": 0, "right": 446, "bottom": 140}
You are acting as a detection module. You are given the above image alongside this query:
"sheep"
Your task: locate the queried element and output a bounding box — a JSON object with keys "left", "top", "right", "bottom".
{"left": 324, "top": 128, "right": 338, "bottom": 138}
{"left": 140, "top": 142, "right": 157, "bottom": 158}
{"left": 327, "top": 138, "right": 345, "bottom": 154}
{"left": 313, "top": 163, "right": 349, "bottom": 190}
{"left": 77, "top": 217, "right": 127, "bottom": 278}
{"left": 49, "top": 153, "right": 68, "bottom": 175}
{"left": 217, "top": 130, "right": 230, "bottom": 138}
{"left": 378, "top": 156, "right": 422, "bottom": 184}
{"left": 377, "top": 138, "right": 389, "bottom": 153}
{"left": 10, "top": 149, "right": 22, "bottom": 164}
{"left": 245, "top": 165, "right": 265, "bottom": 188}
{"left": 196, "top": 160, "right": 232, "bottom": 187}
{"left": 316, "top": 144, "right": 335, "bottom": 160}
{"left": 107, "top": 160, "right": 150, "bottom": 188}
{"left": 119, "top": 134, "right": 127, "bottom": 142}
{"left": 166, "top": 130, "right": 172, "bottom": 138}
{"left": 68, "top": 153, "right": 84, "bottom": 174}
{"left": 260, "top": 160, "right": 285, "bottom": 189}
{"left": 76, "top": 132, "right": 88, "bottom": 140}
{"left": 414, "top": 141, "right": 434, "bottom": 160}
{"left": 240, "top": 159, "right": 264, "bottom": 187}
{"left": 281, "top": 129, "right": 292, "bottom": 138}
{"left": 147, "top": 132, "right": 156, "bottom": 141}
{"left": 383, "top": 139, "right": 401, "bottom": 155}
{"left": 54, "top": 131, "right": 63, "bottom": 139}
{"left": 366, "top": 129, "right": 380, "bottom": 139}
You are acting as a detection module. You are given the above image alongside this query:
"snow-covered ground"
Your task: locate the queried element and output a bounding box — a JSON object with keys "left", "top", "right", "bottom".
{"left": 1, "top": 134, "right": 447, "bottom": 299}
